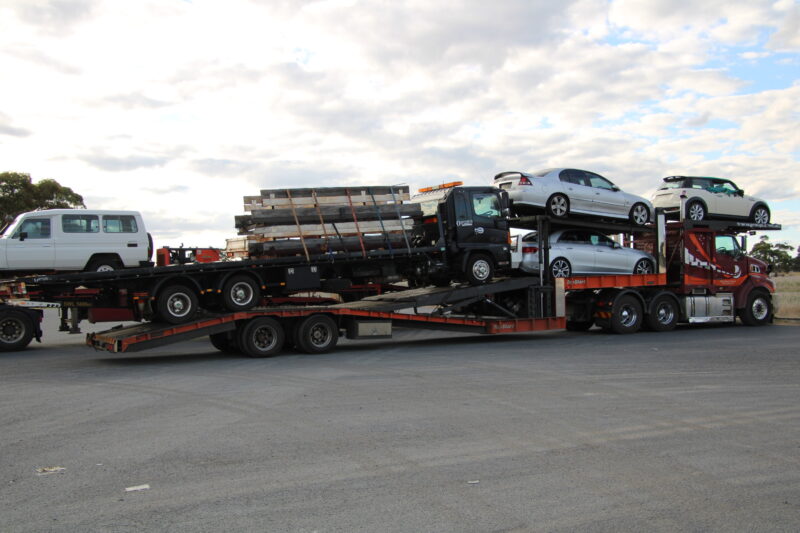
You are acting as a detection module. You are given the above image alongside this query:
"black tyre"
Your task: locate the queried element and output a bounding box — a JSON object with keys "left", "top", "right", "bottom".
{"left": 465, "top": 254, "right": 494, "bottom": 285}
{"left": 645, "top": 294, "right": 678, "bottom": 332}
{"left": 0, "top": 310, "right": 35, "bottom": 352}
{"left": 431, "top": 276, "right": 452, "bottom": 288}
{"left": 629, "top": 203, "right": 650, "bottom": 226}
{"left": 209, "top": 331, "right": 240, "bottom": 354}
{"left": 566, "top": 320, "right": 593, "bottom": 332}
{"left": 155, "top": 284, "right": 199, "bottom": 324}
{"left": 686, "top": 200, "right": 705, "bottom": 221}
{"left": 86, "top": 257, "right": 123, "bottom": 272}
{"left": 633, "top": 259, "right": 654, "bottom": 275}
{"left": 546, "top": 194, "right": 569, "bottom": 218}
{"left": 609, "top": 295, "right": 643, "bottom": 334}
{"left": 238, "top": 317, "right": 285, "bottom": 357}
{"left": 295, "top": 314, "right": 339, "bottom": 354}
{"left": 751, "top": 205, "right": 770, "bottom": 225}
{"left": 739, "top": 290, "right": 772, "bottom": 326}
{"left": 550, "top": 257, "right": 572, "bottom": 278}
{"left": 222, "top": 275, "right": 260, "bottom": 312}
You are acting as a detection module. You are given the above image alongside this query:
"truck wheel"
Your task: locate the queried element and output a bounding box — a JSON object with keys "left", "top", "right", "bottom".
{"left": 294, "top": 314, "right": 338, "bottom": 354}
{"left": 156, "top": 284, "right": 199, "bottom": 324}
{"left": 686, "top": 200, "right": 705, "bottom": 221}
{"left": 546, "top": 194, "right": 569, "bottom": 218}
{"left": 86, "top": 257, "right": 123, "bottom": 272}
{"left": 610, "top": 295, "right": 643, "bottom": 334}
{"left": 550, "top": 258, "right": 571, "bottom": 278}
{"left": 222, "top": 275, "right": 260, "bottom": 312}
{"left": 739, "top": 290, "right": 772, "bottom": 326}
{"left": 633, "top": 259, "right": 654, "bottom": 275}
{"left": 238, "top": 317, "right": 284, "bottom": 357}
{"left": 209, "top": 331, "right": 240, "bottom": 354}
{"left": 629, "top": 203, "right": 650, "bottom": 226}
{"left": 465, "top": 254, "right": 494, "bottom": 285}
{"left": 566, "top": 320, "right": 593, "bottom": 332}
{"left": 645, "top": 294, "right": 678, "bottom": 332}
{"left": 0, "top": 310, "right": 35, "bottom": 352}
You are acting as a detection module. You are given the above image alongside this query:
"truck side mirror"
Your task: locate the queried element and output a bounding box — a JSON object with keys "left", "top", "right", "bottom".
{"left": 19, "top": 231, "right": 27, "bottom": 242}
{"left": 502, "top": 207, "right": 511, "bottom": 218}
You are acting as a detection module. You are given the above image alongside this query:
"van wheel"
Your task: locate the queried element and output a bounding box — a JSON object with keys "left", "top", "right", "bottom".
{"left": 0, "top": 310, "right": 35, "bottom": 352}
{"left": 238, "top": 317, "right": 284, "bottom": 357}
{"left": 156, "top": 284, "right": 199, "bottom": 324}
{"left": 86, "top": 257, "right": 122, "bottom": 272}
{"left": 294, "top": 314, "right": 338, "bottom": 354}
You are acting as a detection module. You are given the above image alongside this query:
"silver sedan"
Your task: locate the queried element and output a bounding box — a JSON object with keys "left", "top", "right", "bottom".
{"left": 495, "top": 168, "right": 653, "bottom": 226}
{"left": 513, "top": 229, "right": 656, "bottom": 278}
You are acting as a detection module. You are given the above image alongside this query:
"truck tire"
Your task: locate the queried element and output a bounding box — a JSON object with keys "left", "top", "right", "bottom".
{"left": 739, "top": 290, "right": 772, "bottom": 326}
{"left": 0, "top": 309, "right": 35, "bottom": 352}
{"left": 645, "top": 294, "right": 678, "bottom": 332}
{"left": 609, "top": 295, "right": 643, "bottom": 334}
{"left": 465, "top": 254, "right": 494, "bottom": 285}
{"left": 156, "top": 284, "right": 199, "bottom": 324}
{"left": 209, "top": 331, "right": 240, "bottom": 354}
{"left": 294, "top": 314, "right": 338, "bottom": 354}
{"left": 86, "top": 256, "right": 123, "bottom": 272}
{"left": 566, "top": 320, "right": 593, "bottom": 332}
{"left": 222, "top": 275, "right": 260, "bottom": 312}
{"left": 238, "top": 317, "right": 284, "bottom": 357}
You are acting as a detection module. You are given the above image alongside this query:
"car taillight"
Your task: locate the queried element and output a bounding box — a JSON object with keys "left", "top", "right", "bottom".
{"left": 518, "top": 176, "right": 532, "bottom": 186}
{"left": 522, "top": 246, "right": 538, "bottom": 254}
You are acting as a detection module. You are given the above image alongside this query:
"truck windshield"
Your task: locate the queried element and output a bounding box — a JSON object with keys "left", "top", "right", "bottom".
{"left": 472, "top": 193, "right": 501, "bottom": 217}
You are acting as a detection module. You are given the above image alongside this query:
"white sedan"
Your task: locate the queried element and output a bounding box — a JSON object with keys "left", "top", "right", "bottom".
{"left": 495, "top": 168, "right": 653, "bottom": 226}
{"left": 650, "top": 176, "right": 771, "bottom": 223}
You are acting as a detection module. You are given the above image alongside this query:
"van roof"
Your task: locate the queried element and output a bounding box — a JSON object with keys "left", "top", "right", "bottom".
{"left": 19, "top": 209, "right": 142, "bottom": 216}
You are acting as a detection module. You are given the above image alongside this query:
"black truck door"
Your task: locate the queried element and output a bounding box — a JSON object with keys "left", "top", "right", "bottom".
{"left": 467, "top": 190, "right": 507, "bottom": 245}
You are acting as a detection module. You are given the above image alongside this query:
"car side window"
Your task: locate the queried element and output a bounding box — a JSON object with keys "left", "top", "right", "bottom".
{"left": 103, "top": 215, "right": 138, "bottom": 233}
{"left": 711, "top": 181, "right": 738, "bottom": 195}
{"left": 63, "top": 214, "right": 99, "bottom": 233}
{"left": 589, "top": 233, "right": 615, "bottom": 247}
{"left": 586, "top": 173, "right": 616, "bottom": 190}
{"left": 559, "top": 169, "right": 587, "bottom": 186}
{"left": 13, "top": 218, "right": 51, "bottom": 239}
{"left": 691, "top": 178, "right": 712, "bottom": 190}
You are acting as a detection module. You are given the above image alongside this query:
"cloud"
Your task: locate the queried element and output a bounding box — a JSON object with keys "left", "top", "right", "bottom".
{"left": 8, "top": 0, "right": 96, "bottom": 34}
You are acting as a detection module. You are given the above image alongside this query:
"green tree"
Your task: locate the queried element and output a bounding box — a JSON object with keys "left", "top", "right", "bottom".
{"left": 750, "top": 235, "right": 794, "bottom": 273}
{"left": 0, "top": 172, "right": 85, "bottom": 226}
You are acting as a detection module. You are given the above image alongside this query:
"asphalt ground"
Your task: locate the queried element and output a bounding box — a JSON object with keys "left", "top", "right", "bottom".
{"left": 1, "top": 311, "right": 799, "bottom": 532}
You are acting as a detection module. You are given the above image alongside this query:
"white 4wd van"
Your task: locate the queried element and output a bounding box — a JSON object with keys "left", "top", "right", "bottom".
{"left": 0, "top": 209, "right": 152, "bottom": 273}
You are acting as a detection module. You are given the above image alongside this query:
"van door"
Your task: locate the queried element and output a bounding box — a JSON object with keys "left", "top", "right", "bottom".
{"left": 6, "top": 217, "right": 56, "bottom": 270}
{"left": 102, "top": 214, "right": 144, "bottom": 266}
{"left": 57, "top": 213, "right": 101, "bottom": 270}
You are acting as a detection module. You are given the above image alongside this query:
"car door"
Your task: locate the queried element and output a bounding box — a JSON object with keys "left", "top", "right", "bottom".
{"left": 710, "top": 180, "right": 747, "bottom": 217}
{"left": 688, "top": 177, "right": 717, "bottom": 215}
{"left": 586, "top": 172, "right": 627, "bottom": 217}
{"left": 591, "top": 232, "right": 626, "bottom": 273}
{"left": 554, "top": 230, "right": 595, "bottom": 273}
{"left": 557, "top": 169, "right": 594, "bottom": 213}
{"left": 5, "top": 216, "right": 56, "bottom": 270}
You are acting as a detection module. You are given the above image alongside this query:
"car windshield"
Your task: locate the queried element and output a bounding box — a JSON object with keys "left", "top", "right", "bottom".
{"left": 521, "top": 231, "right": 538, "bottom": 242}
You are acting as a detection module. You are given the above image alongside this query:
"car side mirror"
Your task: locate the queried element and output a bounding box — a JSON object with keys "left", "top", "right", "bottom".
{"left": 736, "top": 189, "right": 744, "bottom": 196}
{"left": 612, "top": 186, "right": 620, "bottom": 192}
{"left": 19, "top": 231, "right": 27, "bottom": 242}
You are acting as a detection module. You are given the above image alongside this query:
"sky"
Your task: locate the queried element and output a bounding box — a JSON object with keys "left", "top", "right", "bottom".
{"left": 1, "top": 0, "right": 798, "bottom": 252}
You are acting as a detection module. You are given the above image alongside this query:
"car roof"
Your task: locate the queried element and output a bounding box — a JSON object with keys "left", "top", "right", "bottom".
{"left": 663, "top": 175, "right": 732, "bottom": 182}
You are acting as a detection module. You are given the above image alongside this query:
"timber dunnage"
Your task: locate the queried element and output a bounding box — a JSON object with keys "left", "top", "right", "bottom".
{"left": 235, "top": 203, "right": 421, "bottom": 228}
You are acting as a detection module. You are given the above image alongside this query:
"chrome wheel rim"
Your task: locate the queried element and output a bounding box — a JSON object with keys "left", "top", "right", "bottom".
{"left": 167, "top": 292, "right": 192, "bottom": 318}
{"left": 655, "top": 302, "right": 675, "bottom": 325}
{"left": 751, "top": 297, "right": 769, "bottom": 321}
{"left": 472, "top": 259, "right": 491, "bottom": 281}
{"left": 550, "top": 196, "right": 568, "bottom": 217}
{"left": 754, "top": 208, "right": 769, "bottom": 224}
{"left": 632, "top": 205, "right": 649, "bottom": 225}
{"left": 619, "top": 304, "right": 638, "bottom": 327}
{"left": 688, "top": 203, "right": 704, "bottom": 220}
{"left": 0, "top": 317, "right": 25, "bottom": 344}
{"left": 552, "top": 260, "right": 570, "bottom": 278}
{"left": 230, "top": 281, "right": 254, "bottom": 306}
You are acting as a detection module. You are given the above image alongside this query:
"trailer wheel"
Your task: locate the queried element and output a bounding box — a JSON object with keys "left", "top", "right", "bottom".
{"left": 295, "top": 314, "right": 338, "bottom": 354}
{"left": 739, "top": 290, "right": 772, "bottom": 326}
{"left": 645, "top": 294, "right": 678, "bottom": 332}
{"left": 209, "top": 331, "right": 241, "bottom": 354}
{"left": 222, "top": 275, "right": 260, "bottom": 312}
{"left": 238, "top": 317, "right": 284, "bottom": 357}
{"left": 0, "top": 309, "right": 35, "bottom": 352}
{"left": 156, "top": 284, "right": 199, "bottom": 324}
{"left": 465, "top": 254, "right": 494, "bottom": 285}
{"left": 609, "top": 295, "right": 643, "bottom": 334}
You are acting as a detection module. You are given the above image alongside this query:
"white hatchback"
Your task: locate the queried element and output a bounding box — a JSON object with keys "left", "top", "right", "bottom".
{"left": 0, "top": 209, "right": 152, "bottom": 273}
{"left": 495, "top": 168, "right": 653, "bottom": 226}
{"left": 650, "top": 176, "right": 771, "bottom": 223}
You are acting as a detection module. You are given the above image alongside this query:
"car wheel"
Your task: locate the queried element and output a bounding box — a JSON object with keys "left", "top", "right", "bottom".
{"left": 550, "top": 258, "right": 571, "bottom": 278}
{"left": 629, "top": 203, "right": 650, "bottom": 226}
{"left": 751, "top": 206, "right": 770, "bottom": 225}
{"left": 633, "top": 259, "right": 654, "bottom": 274}
{"left": 546, "top": 194, "right": 569, "bottom": 218}
{"left": 686, "top": 200, "right": 705, "bottom": 221}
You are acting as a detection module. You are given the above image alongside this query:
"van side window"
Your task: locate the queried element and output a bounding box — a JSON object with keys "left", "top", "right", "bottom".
{"left": 103, "top": 215, "right": 138, "bottom": 233}
{"left": 63, "top": 215, "right": 99, "bottom": 233}
{"left": 13, "top": 218, "right": 51, "bottom": 239}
